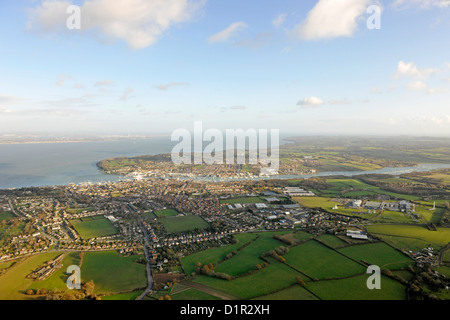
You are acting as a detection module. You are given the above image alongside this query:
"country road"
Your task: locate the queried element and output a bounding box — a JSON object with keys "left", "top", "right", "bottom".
{"left": 137, "top": 219, "right": 154, "bottom": 300}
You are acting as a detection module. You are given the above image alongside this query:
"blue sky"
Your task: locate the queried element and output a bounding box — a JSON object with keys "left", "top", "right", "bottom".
{"left": 0, "top": 0, "right": 450, "bottom": 136}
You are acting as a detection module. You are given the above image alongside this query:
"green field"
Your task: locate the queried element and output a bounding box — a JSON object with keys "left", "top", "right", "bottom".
{"left": 101, "top": 291, "right": 143, "bottom": 300}
{"left": 220, "top": 197, "right": 267, "bottom": 204}
{"left": 316, "top": 234, "right": 348, "bottom": 249}
{"left": 66, "top": 207, "right": 95, "bottom": 214}
{"left": 215, "top": 231, "right": 291, "bottom": 276}
{"left": 443, "top": 249, "right": 450, "bottom": 262}
{"left": 0, "top": 211, "right": 15, "bottom": 221}
{"left": 161, "top": 215, "right": 210, "bottom": 234}
{"left": 434, "top": 266, "right": 450, "bottom": 278}
{"left": 29, "top": 252, "right": 81, "bottom": 292}
{"left": 320, "top": 178, "right": 420, "bottom": 200}
{"left": 367, "top": 224, "right": 450, "bottom": 250}
{"left": 194, "top": 258, "right": 303, "bottom": 299}
{"left": 284, "top": 240, "right": 366, "bottom": 280}
{"left": 253, "top": 285, "right": 319, "bottom": 300}
{"left": 82, "top": 251, "right": 147, "bottom": 294}
{"left": 70, "top": 216, "right": 117, "bottom": 239}
{"left": 181, "top": 233, "right": 258, "bottom": 275}
{"left": 293, "top": 197, "right": 379, "bottom": 219}
{"left": 306, "top": 274, "right": 407, "bottom": 300}
{"left": 338, "top": 242, "right": 413, "bottom": 270}
{"left": 154, "top": 209, "right": 180, "bottom": 217}
{"left": 0, "top": 252, "right": 63, "bottom": 300}
{"left": 170, "top": 284, "right": 222, "bottom": 300}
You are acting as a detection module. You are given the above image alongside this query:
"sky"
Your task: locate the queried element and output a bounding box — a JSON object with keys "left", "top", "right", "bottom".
{"left": 0, "top": 0, "right": 450, "bottom": 136}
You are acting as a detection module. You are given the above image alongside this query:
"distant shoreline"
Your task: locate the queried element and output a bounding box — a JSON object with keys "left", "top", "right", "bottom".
{"left": 0, "top": 135, "right": 171, "bottom": 145}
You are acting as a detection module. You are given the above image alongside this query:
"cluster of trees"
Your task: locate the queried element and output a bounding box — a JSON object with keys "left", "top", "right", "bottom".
{"left": 261, "top": 246, "right": 289, "bottom": 264}
{"left": 37, "top": 281, "right": 101, "bottom": 300}
{"left": 195, "top": 262, "right": 233, "bottom": 281}
{"left": 438, "top": 202, "right": 450, "bottom": 227}
{"left": 408, "top": 265, "right": 449, "bottom": 300}
{"left": 273, "top": 234, "right": 298, "bottom": 246}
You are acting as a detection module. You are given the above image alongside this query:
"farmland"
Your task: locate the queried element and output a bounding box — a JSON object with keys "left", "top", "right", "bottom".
{"left": 81, "top": 251, "right": 147, "bottom": 294}
{"left": 367, "top": 224, "right": 450, "bottom": 250}
{"left": 176, "top": 229, "right": 418, "bottom": 300}
{"left": 181, "top": 233, "right": 258, "bottom": 275}
{"left": 214, "top": 233, "right": 290, "bottom": 276}
{"left": 306, "top": 274, "right": 407, "bottom": 300}
{"left": 0, "top": 252, "right": 63, "bottom": 300}
{"left": 338, "top": 242, "right": 413, "bottom": 270}
{"left": 283, "top": 240, "right": 366, "bottom": 280}
{"left": 160, "top": 215, "right": 210, "bottom": 234}
{"left": 193, "top": 259, "right": 304, "bottom": 299}
{"left": 70, "top": 216, "right": 117, "bottom": 239}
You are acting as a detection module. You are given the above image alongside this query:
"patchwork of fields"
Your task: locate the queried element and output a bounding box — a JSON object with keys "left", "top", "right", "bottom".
{"left": 177, "top": 231, "right": 414, "bottom": 300}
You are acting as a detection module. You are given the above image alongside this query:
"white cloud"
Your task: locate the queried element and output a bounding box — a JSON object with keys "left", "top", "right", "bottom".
{"left": 407, "top": 80, "right": 427, "bottom": 91}
{"left": 394, "top": 61, "right": 440, "bottom": 80}
{"left": 155, "top": 82, "right": 188, "bottom": 91}
{"left": 56, "top": 74, "right": 73, "bottom": 87}
{"left": 95, "top": 80, "right": 114, "bottom": 87}
{"left": 297, "top": 96, "right": 325, "bottom": 108}
{"left": 120, "top": 87, "right": 134, "bottom": 101}
{"left": 293, "top": 0, "right": 370, "bottom": 40}
{"left": 208, "top": 22, "right": 248, "bottom": 43}
{"left": 393, "top": 0, "right": 450, "bottom": 9}
{"left": 272, "top": 14, "right": 287, "bottom": 29}
{"left": 28, "top": 0, "right": 205, "bottom": 49}
{"left": 370, "top": 87, "right": 382, "bottom": 94}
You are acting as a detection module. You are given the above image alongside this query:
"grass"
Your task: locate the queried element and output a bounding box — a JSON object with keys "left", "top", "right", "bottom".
{"left": 220, "top": 197, "right": 266, "bottom": 204}
{"left": 338, "top": 242, "right": 413, "bottom": 270}
{"left": 70, "top": 216, "right": 117, "bottom": 239}
{"left": 0, "top": 211, "right": 15, "bottom": 221}
{"left": 82, "top": 251, "right": 147, "bottom": 294}
{"left": 170, "top": 285, "right": 222, "bottom": 300}
{"left": 293, "top": 197, "right": 379, "bottom": 219}
{"left": 316, "top": 234, "right": 348, "bottom": 249}
{"left": 181, "top": 233, "right": 258, "bottom": 275}
{"left": 29, "top": 252, "right": 81, "bottom": 292}
{"left": 284, "top": 240, "right": 366, "bottom": 280}
{"left": 193, "top": 258, "right": 303, "bottom": 299}
{"left": 214, "top": 231, "right": 290, "bottom": 276}
{"left": 0, "top": 252, "right": 63, "bottom": 300}
{"left": 154, "top": 209, "right": 180, "bottom": 217}
{"left": 253, "top": 285, "right": 319, "bottom": 300}
{"left": 66, "top": 207, "right": 95, "bottom": 214}
{"left": 306, "top": 274, "right": 407, "bottom": 300}
{"left": 443, "top": 249, "right": 450, "bottom": 262}
{"left": 367, "top": 224, "right": 450, "bottom": 250}
{"left": 434, "top": 266, "right": 450, "bottom": 278}
{"left": 319, "top": 178, "right": 420, "bottom": 200}
{"left": 101, "top": 291, "right": 143, "bottom": 300}
{"left": 392, "top": 270, "right": 415, "bottom": 283}
{"left": 160, "top": 215, "right": 210, "bottom": 234}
